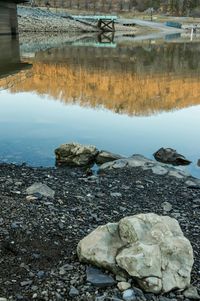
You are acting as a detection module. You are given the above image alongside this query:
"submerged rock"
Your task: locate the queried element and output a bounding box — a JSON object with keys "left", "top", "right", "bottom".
{"left": 77, "top": 213, "right": 194, "bottom": 294}
{"left": 153, "top": 148, "right": 191, "bottom": 166}
{"left": 55, "top": 142, "right": 99, "bottom": 167}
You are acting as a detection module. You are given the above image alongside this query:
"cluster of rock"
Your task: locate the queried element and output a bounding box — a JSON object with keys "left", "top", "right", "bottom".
{"left": 55, "top": 143, "right": 192, "bottom": 167}
{"left": 55, "top": 142, "right": 123, "bottom": 167}
{"left": 77, "top": 213, "right": 194, "bottom": 294}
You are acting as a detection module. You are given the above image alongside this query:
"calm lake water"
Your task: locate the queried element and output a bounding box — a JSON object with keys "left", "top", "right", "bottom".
{"left": 0, "top": 34, "right": 200, "bottom": 177}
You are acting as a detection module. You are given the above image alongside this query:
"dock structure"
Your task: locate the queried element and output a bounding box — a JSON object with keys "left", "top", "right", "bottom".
{"left": 72, "top": 15, "right": 118, "bottom": 32}
{"left": 0, "top": 0, "right": 28, "bottom": 35}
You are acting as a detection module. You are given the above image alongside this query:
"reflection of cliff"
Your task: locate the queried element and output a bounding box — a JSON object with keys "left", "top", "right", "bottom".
{"left": 1, "top": 42, "right": 200, "bottom": 116}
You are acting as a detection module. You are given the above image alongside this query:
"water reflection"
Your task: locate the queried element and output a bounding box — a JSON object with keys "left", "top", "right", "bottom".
{"left": 1, "top": 39, "right": 200, "bottom": 116}
{"left": 0, "top": 34, "right": 199, "bottom": 177}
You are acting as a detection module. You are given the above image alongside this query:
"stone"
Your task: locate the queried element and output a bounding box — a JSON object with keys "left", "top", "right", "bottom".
{"left": 77, "top": 223, "right": 126, "bottom": 274}
{"left": 122, "top": 289, "right": 136, "bottom": 301}
{"left": 20, "top": 280, "right": 33, "bottom": 287}
{"left": 183, "top": 286, "right": 200, "bottom": 299}
{"left": 133, "top": 287, "right": 146, "bottom": 301}
{"left": 159, "top": 297, "right": 172, "bottom": 301}
{"left": 168, "top": 170, "right": 185, "bottom": 179}
{"left": 78, "top": 213, "right": 194, "bottom": 294}
{"left": 116, "top": 275, "right": 127, "bottom": 282}
{"left": 162, "top": 201, "right": 172, "bottom": 212}
{"left": 95, "top": 150, "right": 124, "bottom": 165}
{"left": 151, "top": 165, "right": 168, "bottom": 175}
{"left": 69, "top": 287, "right": 79, "bottom": 297}
{"left": 26, "top": 183, "right": 55, "bottom": 198}
{"left": 37, "top": 271, "right": 45, "bottom": 278}
{"left": 153, "top": 148, "right": 191, "bottom": 166}
{"left": 86, "top": 267, "right": 116, "bottom": 287}
{"left": 100, "top": 155, "right": 152, "bottom": 171}
{"left": 110, "top": 192, "right": 122, "bottom": 198}
{"left": 55, "top": 142, "right": 99, "bottom": 167}
{"left": 117, "top": 282, "right": 131, "bottom": 291}
{"left": 112, "top": 160, "right": 128, "bottom": 169}
{"left": 197, "top": 159, "right": 200, "bottom": 167}
{"left": 26, "top": 195, "right": 38, "bottom": 202}
{"left": 186, "top": 180, "right": 197, "bottom": 187}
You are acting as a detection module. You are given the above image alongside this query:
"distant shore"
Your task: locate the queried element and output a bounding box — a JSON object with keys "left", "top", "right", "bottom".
{"left": 17, "top": 6, "right": 137, "bottom": 33}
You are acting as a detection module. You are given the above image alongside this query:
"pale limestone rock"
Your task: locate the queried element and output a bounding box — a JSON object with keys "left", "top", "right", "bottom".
{"left": 55, "top": 142, "right": 99, "bottom": 166}
{"left": 117, "top": 282, "right": 131, "bottom": 291}
{"left": 162, "top": 201, "right": 172, "bottom": 212}
{"left": 151, "top": 165, "right": 168, "bottom": 175}
{"left": 183, "top": 286, "right": 200, "bottom": 299}
{"left": 77, "top": 223, "right": 126, "bottom": 274}
{"left": 77, "top": 213, "right": 194, "bottom": 294}
{"left": 168, "top": 170, "right": 185, "bottom": 179}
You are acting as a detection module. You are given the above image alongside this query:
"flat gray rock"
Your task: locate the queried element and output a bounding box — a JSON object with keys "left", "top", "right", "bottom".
{"left": 86, "top": 267, "right": 116, "bottom": 288}
{"left": 26, "top": 183, "right": 55, "bottom": 198}
{"left": 151, "top": 165, "right": 168, "bottom": 175}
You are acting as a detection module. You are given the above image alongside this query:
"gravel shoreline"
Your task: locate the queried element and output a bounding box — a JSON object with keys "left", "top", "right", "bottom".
{"left": 17, "top": 6, "right": 136, "bottom": 33}
{"left": 0, "top": 162, "right": 199, "bottom": 300}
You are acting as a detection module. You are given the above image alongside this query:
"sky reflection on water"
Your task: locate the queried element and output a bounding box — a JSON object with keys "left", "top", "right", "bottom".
{"left": 0, "top": 90, "right": 199, "bottom": 177}
{"left": 0, "top": 35, "right": 200, "bottom": 177}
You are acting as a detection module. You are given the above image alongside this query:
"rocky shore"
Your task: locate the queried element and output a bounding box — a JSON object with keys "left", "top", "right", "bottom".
{"left": 0, "top": 156, "right": 199, "bottom": 301}
{"left": 17, "top": 6, "right": 97, "bottom": 33}
{"left": 17, "top": 6, "right": 136, "bottom": 33}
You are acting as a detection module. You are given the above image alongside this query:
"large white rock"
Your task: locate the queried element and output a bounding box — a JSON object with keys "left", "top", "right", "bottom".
{"left": 55, "top": 142, "right": 99, "bottom": 167}
{"left": 77, "top": 223, "right": 126, "bottom": 274}
{"left": 77, "top": 213, "right": 194, "bottom": 294}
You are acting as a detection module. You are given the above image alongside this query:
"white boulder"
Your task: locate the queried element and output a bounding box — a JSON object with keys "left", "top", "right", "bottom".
{"left": 77, "top": 213, "right": 194, "bottom": 293}
{"left": 77, "top": 223, "right": 126, "bottom": 274}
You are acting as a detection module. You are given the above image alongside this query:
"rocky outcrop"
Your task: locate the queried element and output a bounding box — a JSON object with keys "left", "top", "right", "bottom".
{"left": 153, "top": 148, "right": 191, "bottom": 166}
{"left": 55, "top": 143, "right": 125, "bottom": 167}
{"left": 95, "top": 150, "right": 124, "bottom": 165}
{"left": 55, "top": 142, "right": 99, "bottom": 167}
{"left": 77, "top": 213, "right": 194, "bottom": 294}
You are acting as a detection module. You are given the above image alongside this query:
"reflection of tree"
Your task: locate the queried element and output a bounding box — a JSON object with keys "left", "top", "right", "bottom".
{"left": 1, "top": 42, "right": 200, "bottom": 116}
{"left": 2, "top": 60, "right": 200, "bottom": 117}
